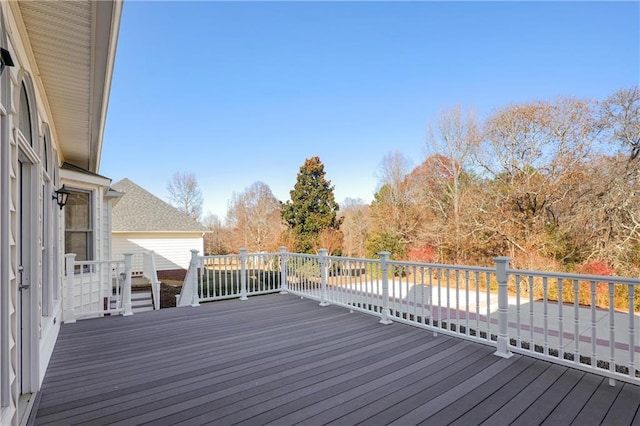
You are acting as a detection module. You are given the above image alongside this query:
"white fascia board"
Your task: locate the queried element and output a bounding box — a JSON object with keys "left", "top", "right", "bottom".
{"left": 60, "top": 168, "right": 111, "bottom": 188}
{"left": 90, "top": 0, "right": 123, "bottom": 172}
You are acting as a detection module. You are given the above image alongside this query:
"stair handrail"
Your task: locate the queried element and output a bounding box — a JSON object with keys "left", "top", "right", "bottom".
{"left": 143, "top": 250, "right": 161, "bottom": 310}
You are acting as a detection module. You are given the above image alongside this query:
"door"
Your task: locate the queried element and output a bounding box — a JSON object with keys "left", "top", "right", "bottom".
{"left": 17, "top": 156, "right": 33, "bottom": 395}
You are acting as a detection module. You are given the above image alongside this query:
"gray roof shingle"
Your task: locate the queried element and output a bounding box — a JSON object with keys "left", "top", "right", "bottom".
{"left": 111, "top": 178, "right": 206, "bottom": 232}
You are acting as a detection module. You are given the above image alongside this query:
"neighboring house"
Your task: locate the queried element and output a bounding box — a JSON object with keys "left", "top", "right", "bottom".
{"left": 0, "top": 1, "right": 122, "bottom": 425}
{"left": 111, "top": 178, "right": 206, "bottom": 279}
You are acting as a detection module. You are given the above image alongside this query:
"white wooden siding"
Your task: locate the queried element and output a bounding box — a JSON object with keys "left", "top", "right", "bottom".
{"left": 112, "top": 233, "right": 204, "bottom": 272}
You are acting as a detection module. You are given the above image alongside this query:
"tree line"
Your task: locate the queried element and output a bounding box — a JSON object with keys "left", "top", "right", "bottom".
{"left": 180, "top": 86, "right": 640, "bottom": 277}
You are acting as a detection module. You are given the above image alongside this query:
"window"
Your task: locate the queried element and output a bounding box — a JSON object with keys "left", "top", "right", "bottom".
{"left": 18, "top": 82, "right": 32, "bottom": 143}
{"left": 64, "top": 190, "right": 93, "bottom": 261}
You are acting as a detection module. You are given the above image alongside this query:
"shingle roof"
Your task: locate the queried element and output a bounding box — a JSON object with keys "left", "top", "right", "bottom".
{"left": 111, "top": 178, "right": 206, "bottom": 232}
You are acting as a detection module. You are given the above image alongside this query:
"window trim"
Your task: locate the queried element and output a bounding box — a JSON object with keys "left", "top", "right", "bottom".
{"left": 64, "top": 188, "right": 94, "bottom": 263}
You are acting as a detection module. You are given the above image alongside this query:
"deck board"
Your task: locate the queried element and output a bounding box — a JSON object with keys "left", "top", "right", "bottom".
{"left": 34, "top": 294, "right": 640, "bottom": 425}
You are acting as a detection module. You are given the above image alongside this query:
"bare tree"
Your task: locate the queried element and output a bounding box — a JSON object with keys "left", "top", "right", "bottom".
{"left": 226, "top": 181, "right": 283, "bottom": 252}
{"left": 202, "top": 213, "right": 230, "bottom": 255}
{"left": 367, "top": 151, "right": 421, "bottom": 258}
{"left": 419, "top": 105, "right": 480, "bottom": 262}
{"left": 167, "top": 172, "right": 203, "bottom": 221}
{"left": 339, "top": 198, "right": 370, "bottom": 257}
{"left": 478, "top": 98, "right": 598, "bottom": 267}
{"left": 600, "top": 86, "right": 640, "bottom": 159}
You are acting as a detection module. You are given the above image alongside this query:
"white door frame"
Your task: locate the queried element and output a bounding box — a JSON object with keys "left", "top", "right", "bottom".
{"left": 17, "top": 133, "right": 40, "bottom": 396}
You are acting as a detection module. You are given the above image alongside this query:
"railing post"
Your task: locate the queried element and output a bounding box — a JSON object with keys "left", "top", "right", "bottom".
{"left": 279, "top": 246, "right": 288, "bottom": 294}
{"left": 123, "top": 253, "right": 133, "bottom": 316}
{"left": 64, "top": 253, "right": 76, "bottom": 323}
{"left": 319, "top": 249, "right": 329, "bottom": 306}
{"left": 240, "top": 248, "right": 248, "bottom": 300}
{"left": 148, "top": 250, "right": 160, "bottom": 310}
{"left": 379, "top": 251, "right": 392, "bottom": 325}
{"left": 494, "top": 256, "right": 513, "bottom": 358}
{"left": 190, "top": 249, "right": 201, "bottom": 307}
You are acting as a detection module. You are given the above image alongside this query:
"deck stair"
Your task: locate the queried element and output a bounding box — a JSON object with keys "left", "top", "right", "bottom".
{"left": 131, "top": 276, "right": 155, "bottom": 313}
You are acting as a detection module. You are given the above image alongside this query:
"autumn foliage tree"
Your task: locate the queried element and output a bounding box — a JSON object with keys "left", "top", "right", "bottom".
{"left": 362, "top": 87, "right": 640, "bottom": 277}
{"left": 339, "top": 198, "right": 370, "bottom": 258}
{"left": 366, "top": 151, "right": 419, "bottom": 259}
{"left": 281, "top": 156, "right": 342, "bottom": 253}
{"left": 226, "top": 181, "right": 284, "bottom": 252}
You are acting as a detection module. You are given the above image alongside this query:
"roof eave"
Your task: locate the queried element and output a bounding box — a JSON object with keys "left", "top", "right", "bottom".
{"left": 89, "top": 0, "right": 123, "bottom": 172}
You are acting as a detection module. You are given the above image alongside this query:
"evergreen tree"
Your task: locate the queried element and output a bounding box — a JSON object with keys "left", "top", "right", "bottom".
{"left": 282, "top": 156, "right": 342, "bottom": 253}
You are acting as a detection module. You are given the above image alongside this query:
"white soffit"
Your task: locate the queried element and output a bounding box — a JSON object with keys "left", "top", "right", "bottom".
{"left": 18, "top": 0, "right": 121, "bottom": 172}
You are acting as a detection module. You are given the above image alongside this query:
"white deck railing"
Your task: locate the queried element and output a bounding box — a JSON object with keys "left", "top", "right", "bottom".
{"left": 63, "top": 253, "right": 133, "bottom": 323}
{"left": 179, "top": 248, "right": 639, "bottom": 385}
{"left": 142, "top": 250, "right": 161, "bottom": 310}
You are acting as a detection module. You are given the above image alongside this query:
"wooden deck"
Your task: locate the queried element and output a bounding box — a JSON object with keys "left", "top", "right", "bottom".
{"left": 33, "top": 294, "right": 640, "bottom": 425}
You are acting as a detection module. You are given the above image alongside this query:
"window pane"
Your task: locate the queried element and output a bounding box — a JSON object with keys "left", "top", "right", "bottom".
{"left": 65, "top": 192, "right": 90, "bottom": 229}
{"left": 65, "top": 232, "right": 92, "bottom": 261}
{"left": 19, "top": 83, "right": 31, "bottom": 143}
{"left": 64, "top": 190, "right": 93, "bottom": 261}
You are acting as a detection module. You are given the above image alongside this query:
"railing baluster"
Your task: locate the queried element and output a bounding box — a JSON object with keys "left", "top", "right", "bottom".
{"left": 464, "top": 270, "right": 470, "bottom": 336}
{"left": 437, "top": 268, "right": 443, "bottom": 331}
{"left": 591, "top": 280, "right": 597, "bottom": 369}
{"left": 558, "top": 278, "right": 564, "bottom": 360}
{"left": 629, "top": 284, "right": 636, "bottom": 380}
{"left": 543, "top": 276, "right": 549, "bottom": 356}
{"left": 486, "top": 271, "right": 491, "bottom": 341}
{"left": 515, "top": 275, "right": 521, "bottom": 350}
{"left": 609, "top": 281, "right": 615, "bottom": 386}
{"left": 573, "top": 279, "right": 580, "bottom": 365}
{"left": 529, "top": 276, "right": 535, "bottom": 353}
{"left": 455, "top": 269, "right": 460, "bottom": 332}
{"left": 475, "top": 271, "right": 480, "bottom": 339}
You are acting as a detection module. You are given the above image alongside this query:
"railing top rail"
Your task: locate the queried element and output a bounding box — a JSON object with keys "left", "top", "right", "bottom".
{"left": 201, "top": 253, "right": 241, "bottom": 260}
{"left": 387, "top": 259, "right": 495, "bottom": 273}
{"left": 288, "top": 252, "right": 320, "bottom": 259}
{"left": 68, "top": 259, "right": 125, "bottom": 267}
{"left": 508, "top": 268, "right": 640, "bottom": 286}
{"left": 326, "top": 255, "right": 380, "bottom": 263}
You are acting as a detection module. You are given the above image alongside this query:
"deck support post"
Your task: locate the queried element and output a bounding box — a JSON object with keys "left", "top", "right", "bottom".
{"left": 379, "top": 251, "right": 392, "bottom": 325}
{"left": 279, "top": 247, "right": 288, "bottom": 294}
{"left": 189, "top": 249, "right": 200, "bottom": 307}
{"left": 494, "top": 256, "right": 513, "bottom": 358}
{"left": 64, "top": 253, "right": 77, "bottom": 323}
{"left": 240, "top": 248, "right": 248, "bottom": 300}
{"left": 123, "top": 253, "right": 133, "bottom": 316}
{"left": 319, "top": 249, "right": 329, "bottom": 306}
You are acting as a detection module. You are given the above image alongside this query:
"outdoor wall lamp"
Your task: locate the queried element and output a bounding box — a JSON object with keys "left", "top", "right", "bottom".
{"left": 53, "top": 185, "right": 71, "bottom": 210}
{"left": 0, "top": 48, "right": 14, "bottom": 75}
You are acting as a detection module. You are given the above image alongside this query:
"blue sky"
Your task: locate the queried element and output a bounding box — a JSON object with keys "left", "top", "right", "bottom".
{"left": 101, "top": 1, "right": 639, "bottom": 220}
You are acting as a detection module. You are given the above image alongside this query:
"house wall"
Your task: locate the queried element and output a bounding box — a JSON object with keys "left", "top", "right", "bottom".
{"left": 0, "top": 3, "right": 117, "bottom": 424}
{"left": 0, "top": 4, "right": 63, "bottom": 424}
{"left": 112, "top": 233, "right": 205, "bottom": 273}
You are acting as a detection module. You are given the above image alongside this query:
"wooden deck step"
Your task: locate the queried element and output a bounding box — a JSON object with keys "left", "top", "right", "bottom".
{"left": 131, "top": 290, "right": 154, "bottom": 313}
